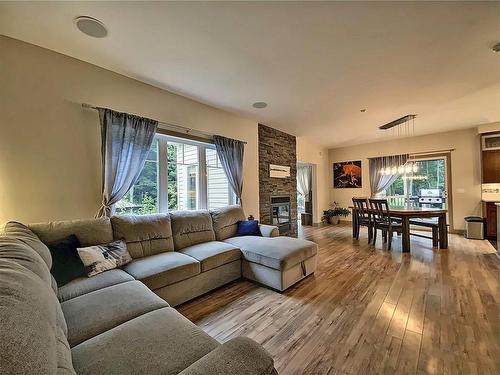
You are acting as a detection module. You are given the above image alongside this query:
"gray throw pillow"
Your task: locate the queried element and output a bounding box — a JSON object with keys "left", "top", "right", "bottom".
{"left": 77, "top": 240, "right": 132, "bottom": 277}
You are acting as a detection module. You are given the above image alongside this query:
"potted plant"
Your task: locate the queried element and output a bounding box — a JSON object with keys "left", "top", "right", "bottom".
{"left": 322, "top": 202, "right": 350, "bottom": 225}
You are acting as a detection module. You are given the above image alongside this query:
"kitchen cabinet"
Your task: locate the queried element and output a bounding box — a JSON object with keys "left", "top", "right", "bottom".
{"left": 485, "top": 202, "right": 497, "bottom": 238}
{"left": 482, "top": 150, "right": 500, "bottom": 183}
{"left": 482, "top": 133, "right": 500, "bottom": 150}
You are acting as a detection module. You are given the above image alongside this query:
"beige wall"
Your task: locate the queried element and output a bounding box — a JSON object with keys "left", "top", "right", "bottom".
{"left": 0, "top": 36, "right": 260, "bottom": 223}
{"left": 328, "top": 128, "right": 482, "bottom": 230}
{"left": 296, "top": 137, "right": 330, "bottom": 224}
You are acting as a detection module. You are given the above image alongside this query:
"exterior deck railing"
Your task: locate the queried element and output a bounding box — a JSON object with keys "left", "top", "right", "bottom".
{"left": 385, "top": 196, "right": 419, "bottom": 208}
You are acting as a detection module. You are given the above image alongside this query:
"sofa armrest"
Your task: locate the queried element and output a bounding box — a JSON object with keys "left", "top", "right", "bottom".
{"left": 259, "top": 224, "right": 279, "bottom": 237}
{"left": 178, "top": 337, "right": 277, "bottom": 375}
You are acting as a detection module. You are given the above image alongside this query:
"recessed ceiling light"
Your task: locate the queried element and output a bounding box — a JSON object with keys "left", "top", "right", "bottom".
{"left": 252, "top": 102, "right": 267, "bottom": 109}
{"left": 493, "top": 42, "right": 500, "bottom": 53}
{"left": 75, "top": 16, "right": 108, "bottom": 38}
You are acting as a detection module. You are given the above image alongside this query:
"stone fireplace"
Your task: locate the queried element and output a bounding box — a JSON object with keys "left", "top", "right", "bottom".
{"left": 258, "top": 124, "right": 297, "bottom": 237}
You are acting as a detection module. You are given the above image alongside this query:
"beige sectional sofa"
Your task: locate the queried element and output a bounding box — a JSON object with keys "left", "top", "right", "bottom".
{"left": 0, "top": 205, "right": 317, "bottom": 374}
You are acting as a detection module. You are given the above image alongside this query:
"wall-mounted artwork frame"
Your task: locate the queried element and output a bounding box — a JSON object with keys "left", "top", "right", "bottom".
{"left": 333, "top": 160, "right": 362, "bottom": 188}
{"left": 270, "top": 164, "right": 291, "bottom": 178}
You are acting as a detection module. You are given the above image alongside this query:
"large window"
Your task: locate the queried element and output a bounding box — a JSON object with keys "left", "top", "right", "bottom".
{"left": 116, "top": 134, "right": 235, "bottom": 214}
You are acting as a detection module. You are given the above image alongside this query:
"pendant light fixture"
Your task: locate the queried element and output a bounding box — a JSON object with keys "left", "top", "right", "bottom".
{"left": 377, "top": 114, "right": 426, "bottom": 180}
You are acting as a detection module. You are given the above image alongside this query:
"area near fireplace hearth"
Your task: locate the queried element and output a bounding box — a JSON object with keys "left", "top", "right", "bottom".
{"left": 258, "top": 124, "right": 298, "bottom": 237}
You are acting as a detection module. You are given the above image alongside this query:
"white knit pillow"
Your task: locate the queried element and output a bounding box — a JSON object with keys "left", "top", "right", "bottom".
{"left": 77, "top": 240, "right": 132, "bottom": 277}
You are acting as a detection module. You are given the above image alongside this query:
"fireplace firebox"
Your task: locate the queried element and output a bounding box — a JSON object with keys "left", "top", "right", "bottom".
{"left": 271, "top": 196, "right": 291, "bottom": 235}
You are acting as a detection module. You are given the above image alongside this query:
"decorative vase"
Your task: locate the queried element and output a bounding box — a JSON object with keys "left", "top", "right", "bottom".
{"left": 329, "top": 216, "right": 340, "bottom": 225}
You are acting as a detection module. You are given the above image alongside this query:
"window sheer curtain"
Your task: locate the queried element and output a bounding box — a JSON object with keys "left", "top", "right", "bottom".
{"left": 297, "top": 164, "right": 312, "bottom": 201}
{"left": 213, "top": 135, "right": 245, "bottom": 205}
{"left": 96, "top": 108, "right": 158, "bottom": 217}
{"left": 368, "top": 154, "right": 408, "bottom": 197}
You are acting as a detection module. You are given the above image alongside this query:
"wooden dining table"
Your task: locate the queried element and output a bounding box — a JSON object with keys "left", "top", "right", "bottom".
{"left": 350, "top": 205, "right": 448, "bottom": 253}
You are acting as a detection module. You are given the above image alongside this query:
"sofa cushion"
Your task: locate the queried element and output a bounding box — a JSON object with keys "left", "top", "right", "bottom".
{"left": 62, "top": 280, "right": 168, "bottom": 347}
{"left": 71, "top": 307, "right": 219, "bottom": 375}
{"left": 29, "top": 218, "right": 113, "bottom": 247}
{"left": 0, "top": 257, "right": 76, "bottom": 375}
{"left": 55, "top": 300, "right": 75, "bottom": 374}
{"left": 56, "top": 327, "right": 77, "bottom": 375}
{"left": 170, "top": 210, "right": 215, "bottom": 250}
{"left": 178, "top": 337, "right": 276, "bottom": 375}
{"left": 224, "top": 236, "right": 318, "bottom": 271}
{"left": 123, "top": 252, "right": 200, "bottom": 290}
{"left": 111, "top": 214, "right": 174, "bottom": 258}
{"left": 209, "top": 205, "right": 246, "bottom": 241}
{"left": 179, "top": 241, "right": 241, "bottom": 272}
{"left": 1, "top": 221, "right": 53, "bottom": 269}
{"left": 0, "top": 236, "right": 52, "bottom": 286}
{"left": 58, "top": 269, "right": 135, "bottom": 302}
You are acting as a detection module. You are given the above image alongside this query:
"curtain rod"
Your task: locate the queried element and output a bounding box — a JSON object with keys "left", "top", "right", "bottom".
{"left": 411, "top": 148, "right": 455, "bottom": 156}
{"left": 82, "top": 103, "right": 247, "bottom": 144}
{"left": 367, "top": 148, "right": 455, "bottom": 159}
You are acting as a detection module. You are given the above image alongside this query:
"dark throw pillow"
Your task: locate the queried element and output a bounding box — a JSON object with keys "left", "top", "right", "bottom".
{"left": 77, "top": 240, "right": 132, "bottom": 277}
{"left": 236, "top": 220, "right": 262, "bottom": 237}
{"left": 48, "top": 235, "right": 87, "bottom": 287}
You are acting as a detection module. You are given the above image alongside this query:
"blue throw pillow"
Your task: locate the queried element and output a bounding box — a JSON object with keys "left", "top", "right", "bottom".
{"left": 236, "top": 220, "right": 262, "bottom": 237}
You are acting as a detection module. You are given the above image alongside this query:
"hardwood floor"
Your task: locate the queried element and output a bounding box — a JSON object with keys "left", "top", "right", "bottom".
{"left": 178, "top": 224, "right": 500, "bottom": 375}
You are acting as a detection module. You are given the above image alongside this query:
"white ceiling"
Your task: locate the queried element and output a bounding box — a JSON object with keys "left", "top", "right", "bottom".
{"left": 1, "top": 1, "right": 499, "bottom": 147}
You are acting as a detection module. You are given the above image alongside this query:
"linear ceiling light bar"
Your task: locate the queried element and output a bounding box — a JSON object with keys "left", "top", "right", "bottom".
{"left": 379, "top": 114, "right": 417, "bottom": 130}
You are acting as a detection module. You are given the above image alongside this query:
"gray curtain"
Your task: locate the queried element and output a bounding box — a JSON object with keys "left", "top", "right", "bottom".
{"left": 96, "top": 108, "right": 158, "bottom": 217}
{"left": 297, "top": 164, "right": 312, "bottom": 201}
{"left": 213, "top": 135, "right": 245, "bottom": 205}
{"left": 368, "top": 154, "right": 408, "bottom": 197}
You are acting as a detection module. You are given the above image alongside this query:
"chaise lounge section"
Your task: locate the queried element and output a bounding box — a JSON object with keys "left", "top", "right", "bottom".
{"left": 211, "top": 205, "right": 318, "bottom": 291}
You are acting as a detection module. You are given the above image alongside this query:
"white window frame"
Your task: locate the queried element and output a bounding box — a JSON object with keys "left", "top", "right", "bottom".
{"left": 156, "top": 134, "right": 235, "bottom": 212}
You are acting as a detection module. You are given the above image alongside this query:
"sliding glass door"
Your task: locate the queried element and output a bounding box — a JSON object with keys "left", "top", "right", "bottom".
{"left": 384, "top": 156, "right": 448, "bottom": 210}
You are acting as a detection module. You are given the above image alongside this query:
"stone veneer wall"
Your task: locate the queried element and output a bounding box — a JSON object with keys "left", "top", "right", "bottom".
{"left": 258, "top": 124, "right": 298, "bottom": 237}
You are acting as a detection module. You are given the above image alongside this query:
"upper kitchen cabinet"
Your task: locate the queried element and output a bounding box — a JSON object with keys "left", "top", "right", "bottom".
{"left": 482, "top": 133, "right": 500, "bottom": 150}
{"left": 482, "top": 150, "right": 500, "bottom": 183}
{"left": 482, "top": 134, "right": 500, "bottom": 183}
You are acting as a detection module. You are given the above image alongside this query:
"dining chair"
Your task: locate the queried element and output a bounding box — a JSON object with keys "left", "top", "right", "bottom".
{"left": 369, "top": 198, "right": 402, "bottom": 250}
{"left": 352, "top": 197, "right": 373, "bottom": 243}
